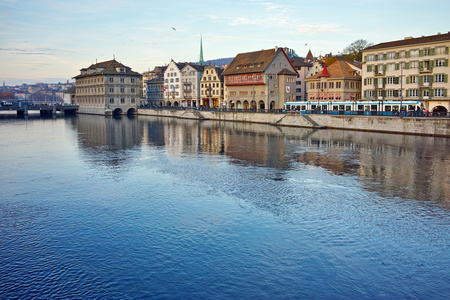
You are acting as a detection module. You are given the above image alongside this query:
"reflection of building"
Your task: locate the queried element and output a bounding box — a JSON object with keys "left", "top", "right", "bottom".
{"left": 306, "top": 60, "right": 362, "bottom": 105}
{"left": 74, "top": 114, "right": 143, "bottom": 168}
{"left": 73, "top": 59, "right": 142, "bottom": 115}
{"left": 200, "top": 66, "right": 225, "bottom": 108}
{"left": 362, "top": 32, "right": 450, "bottom": 114}
{"left": 222, "top": 47, "right": 298, "bottom": 110}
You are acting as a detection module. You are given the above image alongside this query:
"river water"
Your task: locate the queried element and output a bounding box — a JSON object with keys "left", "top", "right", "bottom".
{"left": 0, "top": 113, "right": 449, "bottom": 299}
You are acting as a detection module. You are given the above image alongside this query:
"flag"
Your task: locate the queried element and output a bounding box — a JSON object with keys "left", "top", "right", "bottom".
{"left": 163, "top": 86, "right": 166, "bottom": 91}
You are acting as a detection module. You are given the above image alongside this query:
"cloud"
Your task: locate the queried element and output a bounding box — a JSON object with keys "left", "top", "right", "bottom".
{"left": 293, "top": 24, "right": 346, "bottom": 34}
{"left": 0, "top": 47, "right": 74, "bottom": 55}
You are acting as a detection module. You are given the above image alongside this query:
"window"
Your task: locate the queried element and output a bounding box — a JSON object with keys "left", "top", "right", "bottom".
{"left": 121, "top": 98, "right": 125, "bottom": 104}
{"left": 409, "top": 76, "right": 417, "bottom": 83}
{"left": 424, "top": 48, "right": 431, "bottom": 56}
{"left": 120, "top": 87, "right": 125, "bottom": 93}
{"left": 410, "top": 61, "right": 419, "bottom": 68}
{"left": 410, "top": 50, "right": 419, "bottom": 57}
{"left": 120, "top": 78, "right": 124, "bottom": 83}
{"left": 367, "top": 65, "right": 373, "bottom": 72}
{"left": 435, "top": 46, "right": 446, "bottom": 55}
{"left": 423, "top": 75, "right": 430, "bottom": 83}
{"left": 409, "top": 89, "right": 418, "bottom": 97}
{"left": 387, "top": 52, "right": 395, "bottom": 60}
{"left": 367, "top": 55, "right": 375, "bottom": 61}
{"left": 109, "top": 98, "right": 114, "bottom": 104}
{"left": 423, "top": 90, "right": 429, "bottom": 97}
{"left": 378, "top": 54, "right": 384, "bottom": 61}
{"left": 131, "top": 98, "right": 135, "bottom": 104}
{"left": 386, "top": 77, "right": 397, "bottom": 84}
{"left": 131, "top": 88, "right": 135, "bottom": 93}
{"left": 109, "top": 87, "right": 114, "bottom": 92}
{"left": 435, "top": 59, "right": 446, "bottom": 67}
{"left": 387, "top": 63, "right": 395, "bottom": 71}
{"left": 434, "top": 89, "right": 444, "bottom": 97}
{"left": 131, "top": 78, "right": 135, "bottom": 83}
{"left": 109, "top": 78, "right": 114, "bottom": 82}
{"left": 435, "top": 74, "right": 445, "bottom": 82}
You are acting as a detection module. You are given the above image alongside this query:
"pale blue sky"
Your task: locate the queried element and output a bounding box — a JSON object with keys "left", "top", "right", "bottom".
{"left": 1, "top": 0, "right": 449, "bottom": 85}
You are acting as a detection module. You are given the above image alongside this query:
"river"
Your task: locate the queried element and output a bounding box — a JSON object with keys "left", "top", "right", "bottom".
{"left": 0, "top": 113, "right": 449, "bottom": 299}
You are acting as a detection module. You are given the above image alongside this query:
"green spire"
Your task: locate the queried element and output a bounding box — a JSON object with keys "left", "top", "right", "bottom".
{"left": 199, "top": 36, "right": 204, "bottom": 66}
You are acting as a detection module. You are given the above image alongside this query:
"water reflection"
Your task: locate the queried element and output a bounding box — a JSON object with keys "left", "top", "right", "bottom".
{"left": 71, "top": 114, "right": 449, "bottom": 205}
{"left": 70, "top": 114, "right": 144, "bottom": 169}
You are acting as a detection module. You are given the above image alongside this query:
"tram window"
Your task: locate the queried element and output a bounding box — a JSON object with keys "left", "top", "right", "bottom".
{"left": 365, "top": 105, "right": 370, "bottom": 111}
{"left": 311, "top": 105, "right": 316, "bottom": 110}
{"left": 346, "top": 105, "right": 351, "bottom": 111}
{"left": 301, "top": 105, "right": 306, "bottom": 110}
{"left": 333, "top": 105, "right": 338, "bottom": 111}
{"left": 322, "top": 105, "right": 327, "bottom": 110}
{"left": 339, "top": 105, "right": 344, "bottom": 110}
{"left": 385, "top": 105, "right": 391, "bottom": 112}
{"left": 408, "top": 105, "right": 415, "bottom": 110}
{"left": 393, "top": 105, "right": 399, "bottom": 111}
{"left": 371, "top": 105, "right": 377, "bottom": 111}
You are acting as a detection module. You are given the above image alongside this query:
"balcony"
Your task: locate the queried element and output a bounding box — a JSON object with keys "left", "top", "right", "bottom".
{"left": 374, "top": 70, "right": 385, "bottom": 76}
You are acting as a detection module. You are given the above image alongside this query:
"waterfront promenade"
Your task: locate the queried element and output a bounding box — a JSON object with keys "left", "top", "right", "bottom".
{"left": 137, "top": 107, "right": 450, "bottom": 137}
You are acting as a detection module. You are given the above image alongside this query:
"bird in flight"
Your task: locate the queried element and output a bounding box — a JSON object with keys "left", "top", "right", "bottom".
{"left": 172, "top": 27, "right": 176, "bottom": 31}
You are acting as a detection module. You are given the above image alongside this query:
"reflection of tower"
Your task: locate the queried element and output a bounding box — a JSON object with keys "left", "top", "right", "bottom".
{"left": 199, "top": 36, "right": 204, "bottom": 66}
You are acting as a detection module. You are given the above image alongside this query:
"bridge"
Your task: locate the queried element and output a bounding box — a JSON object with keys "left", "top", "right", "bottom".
{"left": 0, "top": 100, "right": 78, "bottom": 116}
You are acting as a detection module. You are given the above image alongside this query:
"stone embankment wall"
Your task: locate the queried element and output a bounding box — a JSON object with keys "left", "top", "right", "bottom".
{"left": 137, "top": 109, "right": 450, "bottom": 137}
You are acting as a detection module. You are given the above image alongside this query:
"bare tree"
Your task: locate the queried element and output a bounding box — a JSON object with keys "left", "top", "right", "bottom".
{"left": 343, "top": 39, "right": 373, "bottom": 62}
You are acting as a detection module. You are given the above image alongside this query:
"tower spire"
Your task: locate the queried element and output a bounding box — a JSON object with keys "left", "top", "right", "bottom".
{"left": 199, "top": 35, "right": 204, "bottom": 66}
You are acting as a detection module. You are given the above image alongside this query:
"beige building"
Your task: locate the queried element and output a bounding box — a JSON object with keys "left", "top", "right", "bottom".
{"left": 222, "top": 47, "right": 297, "bottom": 110}
{"left": 200, "top": 65, "right": 225, "bottom": 108}
{"left": 362, "top": 32, "right": 450, "bottom": 114}
{"left": 305, "top": 60, "right": 362, "bottom": 111}
{"left": 73, "top": 59, "right": 142, "bottom": 115}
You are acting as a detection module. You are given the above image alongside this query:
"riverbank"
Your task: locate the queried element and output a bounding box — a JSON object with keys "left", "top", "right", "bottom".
{"left": 137, "top": 108, "right": 450, "bottom": 137}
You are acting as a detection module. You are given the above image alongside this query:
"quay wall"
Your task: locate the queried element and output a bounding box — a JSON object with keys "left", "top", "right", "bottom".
{"left": 137, "top": 109, "right": 450, "bottom": 137}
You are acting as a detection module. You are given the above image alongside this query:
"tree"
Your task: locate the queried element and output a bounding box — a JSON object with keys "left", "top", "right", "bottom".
{"left": 342, "top": 39, "right": 373, "bottom": 62}
{"left": 325, "top": 56, "right": 338, "bottom": 66}
{"left": 0, "top": 92, "right": 15, "bottom": 99}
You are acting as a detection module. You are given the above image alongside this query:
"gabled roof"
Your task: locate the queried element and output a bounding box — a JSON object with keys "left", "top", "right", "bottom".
{"left": 182, "top": 63, "right": 205, "bottom": 72}
{"left": 305, "top": 49, "right": 314, "bottom": 62}
{"left": 364, "top": 32, "right": 450, "bottom": 51}
{"left": 222, "top": 48, "right": 284, "bottom": 76}
{"left": 290, "top": 56, "right": 312, "bottom": 68}
{"left": 278, "top": 68, "right": 297, "bottom": 76}
{"left": 307, "top": 61, "right": 361, "bottom": 80}
{"left": 73, "top": 59, "right": 141, "bottom": 79}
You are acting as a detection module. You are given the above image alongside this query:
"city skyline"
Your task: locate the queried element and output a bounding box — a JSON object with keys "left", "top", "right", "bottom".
{"left": 1, "top": 0, "right": 450, "bottom": 86}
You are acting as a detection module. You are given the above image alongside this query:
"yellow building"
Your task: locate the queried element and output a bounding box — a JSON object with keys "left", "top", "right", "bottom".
{"left": 362, "top": 32, "right": 450, "bottom": 114}
{"left": 305, "top": 60, "right": 362, "bottom": 111}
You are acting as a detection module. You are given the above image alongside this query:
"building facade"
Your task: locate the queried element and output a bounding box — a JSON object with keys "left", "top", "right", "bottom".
{"left": 181, "top": 64, "right": 204, "bottom": 107}
{"left": 222, "top": 47, "right": 298, "bottom": 110}
{"left": 163, "top": 60, "right": 187, "bottom": 107}
{"left": 200, "top": 65, "right": 225, "bottom": 108}
{"left": 306, "top": 60, "right": 362, "bottom": 110}
{"left": 290, "top": 56, "right": 312, "bottom": 101}
{"left": 73, "top": 59, "right": 142, "bottom": 115}
{"left": 362, "top": 32, "right": 450, "bottom": 113}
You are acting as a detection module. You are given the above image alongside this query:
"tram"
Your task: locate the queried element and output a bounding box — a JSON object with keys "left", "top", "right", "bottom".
{"left": 284, "top": 100, "right": 423, "bottom": 116}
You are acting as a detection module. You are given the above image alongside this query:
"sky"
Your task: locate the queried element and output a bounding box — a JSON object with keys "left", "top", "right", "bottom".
{"left": 1, "top": 0, "right": 450, "bottom": 86}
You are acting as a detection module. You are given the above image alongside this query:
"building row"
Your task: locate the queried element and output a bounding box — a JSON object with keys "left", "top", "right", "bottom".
{"left": 72, "top": 31, "right": 450, "bottom": 115}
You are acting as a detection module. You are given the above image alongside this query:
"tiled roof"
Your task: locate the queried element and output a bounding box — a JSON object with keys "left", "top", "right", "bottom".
{"left": 290, "top": 56, "right": 312, "bottom": 68}
{"left": 278, "top": 68, "right": 297, "bottom": 76}
{"left": 73, "top": 59, "right": 141, "bottom": 79}
{"left": 364, "top": 32, "right": 450, "bottom": 51}
{"left": 307, "top": 61, "right": 361, "bottom": 80}
{"left": 222, "top": 48, "right": 281, "bottom": 76}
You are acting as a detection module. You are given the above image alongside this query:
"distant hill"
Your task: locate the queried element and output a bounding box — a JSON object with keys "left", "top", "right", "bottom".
{"left": 204, "top": 57, "right": 234, "bottom": 66}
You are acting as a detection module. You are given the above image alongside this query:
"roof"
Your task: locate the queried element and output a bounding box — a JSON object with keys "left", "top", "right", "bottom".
{"left": 222, "top": 48, "right": 284, "bottom": 76}
{"left": 73, "top": 59, "right": 141, "bottom": 79}
{"left": 364, "top": 32, "right": 450, "bottom": 51}
{"left": 278, "top": 68, "right": 297, "bottom": 76}
{"left": 290, "top": 56, "right": 312, "bottom": 68}
{"left": 306, "top": 61, "right": 361, "bottom": 80}
{"left": 305, "top": 49, "right": 314, "bottom": 62}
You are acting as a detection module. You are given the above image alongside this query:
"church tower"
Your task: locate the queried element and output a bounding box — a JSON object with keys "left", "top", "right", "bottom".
{"left": 199, "top": 36, "right": 205, "bottom": 66}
